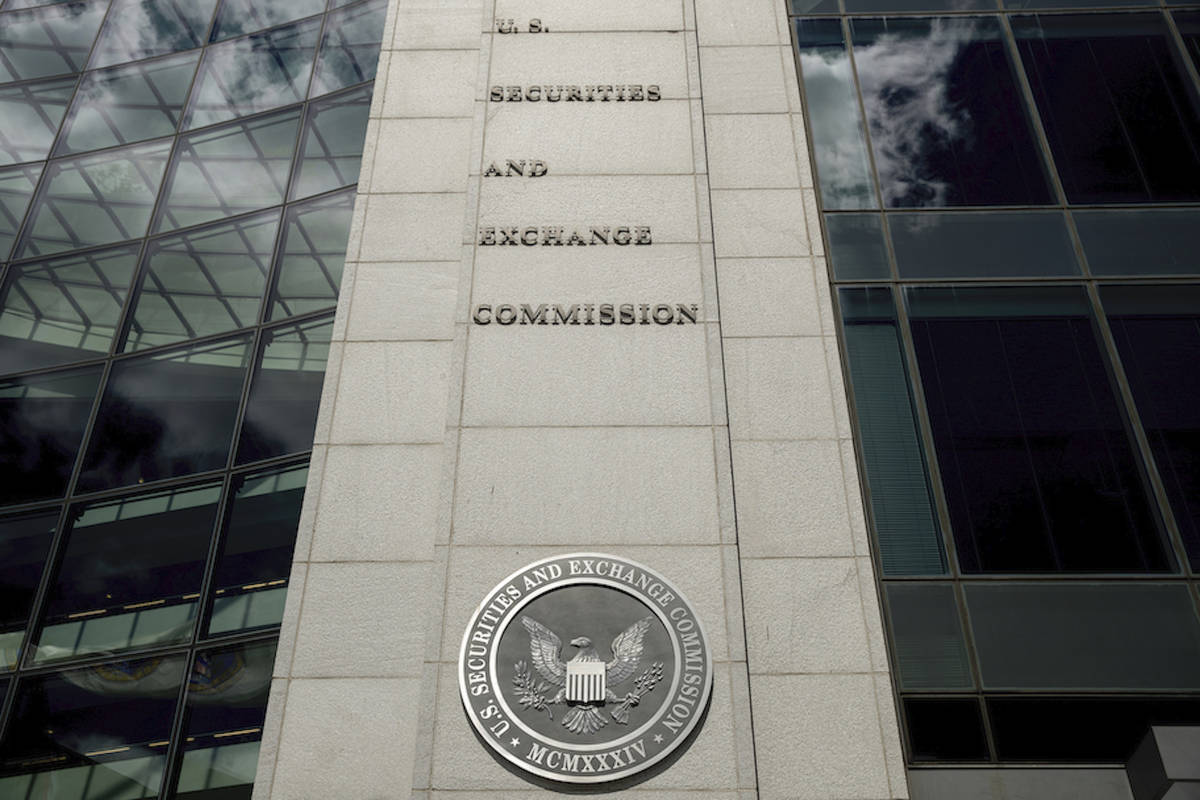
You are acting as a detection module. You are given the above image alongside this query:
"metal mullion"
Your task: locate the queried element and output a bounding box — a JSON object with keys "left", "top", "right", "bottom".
{"left": 951, "top": 580, "right": 999, "bottom": 762}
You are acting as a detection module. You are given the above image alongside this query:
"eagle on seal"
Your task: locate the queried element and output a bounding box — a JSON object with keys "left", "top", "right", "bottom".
{"left": 520, "top": 615, "right": 652, "bottom": 735}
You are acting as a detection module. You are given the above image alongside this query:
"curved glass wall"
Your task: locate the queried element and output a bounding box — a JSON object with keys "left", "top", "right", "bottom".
{"left": 0, "top": 0, "right": 386, "bottom": 795}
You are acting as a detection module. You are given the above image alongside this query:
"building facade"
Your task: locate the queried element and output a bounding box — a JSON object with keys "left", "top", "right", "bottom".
{"left": 0, "top": 0, "right": 1198, "bottom": 799}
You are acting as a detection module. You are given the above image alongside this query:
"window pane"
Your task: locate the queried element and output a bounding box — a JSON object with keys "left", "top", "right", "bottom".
{"left": 268, "top": 190, "right": 352, "bottom": 319}
{"left": 175, "top": 640, "right": 277, "bottom": 800}
{"left": 903, "top": 698, "right": 989, "bottom": 761}
{"left": 34, "top": 483, "right": 220, "bottom": 662}
{"left": 208, "top": 465, "right": 306, "bottom": 634}
{"left": 0, "top": 0, "right": 107, "bottom": 82}
{"left": 0, "top": 509, "right": 57, "bottom": 670}
{"left": 77, "top": 335, "right": 252, "bottom": 490}
{"left": 18, "top": 138, "right": 173, "bottom": 258}
{"left": 966, "top": 583, "right": 1200, "bottom": 689}
{"left": 840, "top": 288, "right": 945, "bottom": 575}
{"left": 290, "top": 86, "right": 371, "bottom": 200}
{"left": 0, "top": 244, "right": 139, "bottom": 372}
{"left": 211, "top": 0, "right": 325, "bottom": 40}
{"left": 57, "top": 51, "right": 200, "bottom": 156}
{"left": 886, "top": 583, "right": 971, "bottom": 689}
{"left": 184, "top": 19, "right": 321, "bottom": 129}
{"left": 309, "top": 0, "right": 387, "bottom": 97}
{"left": 156, "top": 110, "right": 300, "bottom": 233}
{"left": 793, "top": 18, "right": 878, "bottom": 209}
{"left": 888, "top": 211, "right": 1079, "bottom": 278}
{"left": 237, "top": 317, "right": 331, "bottom": 463}
{"left": 0, "top": 654, "right": 184, "bottom": 795}
{"left": 91, "top": 0, "right": 218, "bottom": 69}
{"left": 1103, "top": 285, "right": 1200, "bottom": 569}
{"left": 850, "top": 16, "right": 1052, "bottom": 207}
{"left": 1006, "top": 0, "right": 1155, "bottom": 6}
{"left": 0, "top": 162, "right": 41, "bottom": 259}
{"left": 0, "top": 366, "right": 101, "bottom": 506}
{"left": 907, "top": 286, "right": 1168, "bottom": 573}
{"left": 124, "top": 210, "right": 279, "bottom": 352}
{"left": 825, "top": 213, "right": 890, "bottom": 280}
{"left": 1075, "top": 209, "right": 1200, "bottom": 277}
{"left": 1012, "top": 13, "right": 1200, "bottom": 203}
{"left": 0, "top": 76, "right": 75, "bottom": 166}
{"left": 846, "top": 0, "right": 995, "bottom": 9}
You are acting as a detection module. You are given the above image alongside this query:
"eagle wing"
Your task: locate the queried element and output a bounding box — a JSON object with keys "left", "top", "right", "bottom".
{"left": 521, "top": 616, "right": 566, "bottom": 686}
{"left": 606, "top": 616, "right": 652, "bottom": 686}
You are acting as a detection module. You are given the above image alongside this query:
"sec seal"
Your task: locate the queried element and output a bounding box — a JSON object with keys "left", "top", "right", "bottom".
{"left": 458, "top": 552, "right": 713, "bottom": 784}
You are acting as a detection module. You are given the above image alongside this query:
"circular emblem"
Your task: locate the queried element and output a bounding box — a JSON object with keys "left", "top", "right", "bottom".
{"left": 458, "top": 552, "right": 713, "bottom": 784}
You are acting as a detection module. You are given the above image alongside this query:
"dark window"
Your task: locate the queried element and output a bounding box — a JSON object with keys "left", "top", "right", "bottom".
{"left": 904, "top": 698, "right": 990, "bottom": 761}
{"left": 886, "top": 583, "right": 972, "bottom": 689}
{"left": 888, "top": 211, "right": 1078, "bottom": 278}
{"left": 825, "top": 214, "right": 890, "bottom": 280}
{"left": 0, "top": 510, "right": 57, "bottom": 670}
{"left": 907, "top": 286, "right": 1167, "bottom": 573}
{"left": 1075, "top": 209, "right": 1200, "bottom": 277}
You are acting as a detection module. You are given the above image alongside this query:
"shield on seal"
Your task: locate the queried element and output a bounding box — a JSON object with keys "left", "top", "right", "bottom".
{"left": 565, "top": 660, "right": 605, "bottom": 703}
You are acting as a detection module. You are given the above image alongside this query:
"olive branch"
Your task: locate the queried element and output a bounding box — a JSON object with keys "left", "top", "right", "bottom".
{"left": 512, "top": 660, "right": 554, "bottom": 719}
{"left": 611, "top": 661, "right": 664, "bottom": 724}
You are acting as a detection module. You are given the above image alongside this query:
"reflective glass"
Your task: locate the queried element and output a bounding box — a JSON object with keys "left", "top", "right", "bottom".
{"left": 1075, "top": 209, "right": 1200, "bottom": 276}
{"left": 0, "top": 654, "right": 184, "bottom": 795}
{"left": 237, "top": 317, "right": 331, "bottom": 463}
{"left": 1103, "top": 285, "right": 1200, "bottom": 568}
{"left": 0, "top": 244, "right": 139, "bottom": 372}
{"left": 1175, "top": 12, "right": 1200, "bottom": 78}
{"left": 91, "top": 0, "right": 218, "bottom": 68}
{"left": 18, "top": 138, "right": 172, "bottom": 258}
{"left": 0, "top": 76, "right": 74, "bottom": 166}
{"left": 212, "top": 0, "right": 324, "bottom": 40}
{"left": 57, "top": 51, "right": 200, "bottom": 155}
{"left": 156, "top": 109, "right": 300, "bottom": 232}
{"left": 907, "top": 286, "right": 1168, "bottom": 573}
{"left": 175, "top": 640, "right": 277, "bottom": 799}
{"left": 886, "top": 583, "right": 972, "bottom": 689}
{"left": 0, "top": 366, "right": 101, "bottom": 505}
{"left": 77, "top": 334, "right": 252, "bottom": 490}
{"left": 0, "top": 0, "right": 107, "bottom": 82}
{"left": 289, "top": 86, "right": 370, "bottom": 200}
{"left": 0, "top": 509, "right": 56, "bottom": 670}
{"left": 793, "top": 18, "right": 878, "bottom": 209}
{"left": 888, "top": 211, "right": 1079, "bottom": 278}
{"left": 0, "top": 162, "right": 41, "bottom": 259}
{"left": 1013, "top": 13, "right": 1200, "bottom": 203}
{"left": 850, "top": 16, "right": 1052, "bottom": 207}
{"left": 185, "top": 19, "right": 321, "bottom": 129}
{"left": 1006, "top": 0, "right": 1154, "bottom": 6}
{"left": 825, "top": 213, "right": 890, "bottom": 279}
{"left": 124, "top": 210, "right": 279, "bottom": 351}
{"left": 966, "top": 583, "right": 1200, "bottom": 689}
{"left": 309, "top": 0, "right": 387, "bottom": 97}
{"left": 208, "top": 465, "right": 306, "bottom": 634}
{"left": 845, "top": 0, "right": 996, "bottom": 10}
{"left": 268, "top": 190, "right": 352, "bottom": 318}
{"left": 34, "top": 483, "right": 220, "bottom": 662}
{"left": 790, "top": 0, "right": 840, "bottom": 12}
{"left": 904, "top": 698, "right": 989, "bottom": 762}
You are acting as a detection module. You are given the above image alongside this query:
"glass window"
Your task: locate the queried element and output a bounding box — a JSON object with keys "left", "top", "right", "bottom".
{"left": 966, "top": 583, "right": 1200, "bottom": 690}
{"left": 77, "top": 334, "right": 252, "bottom": 490}
{"left": 0, "top": 654, "right": 185, "bottom": 794}
{"left": 0, "top": 163, "right": 43, "bottom": 259}
{"left": 886, "top": 583, "right": 972, "bottom": 689}
{"left": 1074, "top": 210, "right": 1200, "bottom": 277}
{"left": 268, "top": 190, "right": 353, "bottom": 319}
{"left": 1012, "top": 13, "right": 1200, "bottom": 203}
{"left": 1006, "top": 0, "right": 1155, "bottom": 6}
{"left": 18, "top": 138, "right": 173, "bottom": 259}
{"left": 309, "top": 0, "right": 387, "bottom": 97}
{"left": 888, "top": 211, "right": 1079, "bottom": 278}
{"left": 0, "top": 0, "right": 107, "bottom": 82}
{"left": 184, "top": 18, "right": 321, "bottom": 129}
{"left": 174, "top": 640, "right": 277, "bottom": 799}
{"left": 156, "top": 109, "right": 300, "bottom": 233}
{"left": 33, "top": 483, "right": 220, "bottom": 662}
{"left": 208, "top": 465, "right": 306, "bottom": 634}
{"left": 840, "top": 288, "right": 945, "bottom": 575}
{"left": 1103, "top": 285, "right": 1200, "bottom": 569}
{"left": 290, "top": 86, "right": 370, "bottom": 200}
{"left": 907, "top": 286, "right": 1168, "bottom": 573}
{"left": 0, "top": 509, "right": 57, "bottom": 670}
{"left": 0, "top": 366, "right": 101, "bottom": 506}
{"left": 0, "top": 76, "right": 75, "bottom": 166}
{"left": 825, "top": 213, "right": 890, "bottom": 280}
{"left": 790, "top": 0, "right": 840, "bottom": 12}
{"left": 211, "top": 0, "right": 325, "bottom": 41}
{"left": 90, "top": 0, "right": 219, "bottom": 69}
{"left": 124, "top": 210, "right": 279, "bottom": 352}
{"left": 0, "top": 244, "right": 140, "bottom": 372}
{"left": 903, "top": 698, "right": 989, "bottom": 761}
{"left": 237, "top": 316, "right": 331, "bottom": 463}
{"left": 57, "top": 52, "right": 200, "bottom": 156}
{"left": 850, "top": 16, "right": 1052, "bottom": 207}
{"left": 793, "top": 18, "right": 878, "bottom": 209}
{"left": 845, "top": 0, "right": 995, "bottom": 9}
